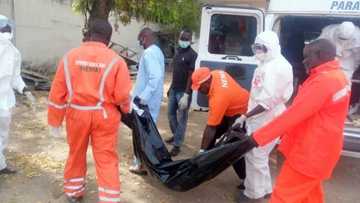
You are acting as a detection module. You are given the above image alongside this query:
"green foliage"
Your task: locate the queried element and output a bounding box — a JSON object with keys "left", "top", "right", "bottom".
{"left": 72, "top": 0, "right": 201, "bottom": 33}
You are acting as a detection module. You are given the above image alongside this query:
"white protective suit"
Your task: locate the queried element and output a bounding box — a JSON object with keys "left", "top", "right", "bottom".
{"left": 319, "top": 21, "right": 360, "bottom": 81}
{"left": 0, "top": 15, "right": 26, "bottom": 170}
{"left": 243, "top": 31, "right": 293, "bottom": 199}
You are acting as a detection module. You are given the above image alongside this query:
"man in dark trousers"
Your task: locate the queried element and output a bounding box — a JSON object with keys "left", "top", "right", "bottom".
{"left": 165, "top": 29, "right": 197, "bottom": 156}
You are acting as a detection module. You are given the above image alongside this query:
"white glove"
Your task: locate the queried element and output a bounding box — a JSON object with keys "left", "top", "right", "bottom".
{"left": 198, "top": 149, "right": 205, "bottom": 154}
{"left": 232, "top": 115, "right": 247, "bottom": 127}
{"left": 24, "top": 91, "right": 36, "bottom": 105}
{"left": 131, "top": 102, "right": 144, "bottom": 116}
{"left": 49, "top": 126, "right": 62, "bottom": 138}
{"left": 178, "top": 93, "right": 190, "bottom": 110}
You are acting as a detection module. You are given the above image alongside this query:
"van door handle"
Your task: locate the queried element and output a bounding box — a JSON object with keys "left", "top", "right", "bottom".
{"left": 221, "top": 55, "right": 242, "bottom": 61}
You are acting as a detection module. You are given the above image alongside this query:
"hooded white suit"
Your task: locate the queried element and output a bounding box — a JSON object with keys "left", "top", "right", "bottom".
{"left": 0, "top": 15, "right": 26, "bottom": 170}
{"left": 319, "top": 21, "right": 360, "bottom": 81}
{"left": 243, "top": 31, "right": 293, "bottom": 199}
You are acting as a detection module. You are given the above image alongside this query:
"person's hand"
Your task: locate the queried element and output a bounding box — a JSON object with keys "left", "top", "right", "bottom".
{"left": 232, "top": 115, "right": 247, "bottom": 129}
{"left": 167, "top": 88, "right": 171, "bottom": 97}
{"left": 178, "top": 93, "right": 190, "bottom": 110}
{"left": 198, "top": 149, "right": 205, "bottom": 154}
{"left": 133, "top": 96, "right": 146, "bottom": 106}
{"left": 24, "top": 91, "right": 36, "bottom": 105}
{"left": 49, "top": 126, "right": 62, "bottom": 138}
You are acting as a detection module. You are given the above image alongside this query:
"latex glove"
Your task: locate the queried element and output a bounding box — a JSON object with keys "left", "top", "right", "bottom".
{"left": 178, "top": 93, "right": 190, "bottom": 110}
{"left": 198, "top": 149, "right": 205, "bottom": 154}
{"left": 232, "top": 115, "right": 247, "bottom": 128}
{"left": 24, "top": 91, "right": 36, "bottom": 105}
{"left": 49, "top": 126, "right": 62, "bottom": 138}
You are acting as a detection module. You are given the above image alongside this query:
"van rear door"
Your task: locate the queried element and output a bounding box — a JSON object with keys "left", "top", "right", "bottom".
{"left": 193, "top": 5, "right": 264, "bottom": 109}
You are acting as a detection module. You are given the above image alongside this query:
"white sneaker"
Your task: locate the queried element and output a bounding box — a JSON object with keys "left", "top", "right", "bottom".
{"left": 349, "top": 103, "right": 360, "bottom": 115}
{"left": 129, "top": 157, "right": 147, "bottom": 175}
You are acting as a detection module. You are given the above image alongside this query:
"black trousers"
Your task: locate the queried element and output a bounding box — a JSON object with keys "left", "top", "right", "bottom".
{"left": 351, "top": 68, "right": 360, "bottom": 106}
{"left": 208, "top": 115, "right": 246, "bottom": 180}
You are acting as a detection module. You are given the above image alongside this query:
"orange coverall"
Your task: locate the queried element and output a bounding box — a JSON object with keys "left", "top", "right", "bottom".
{"left": 252, "top": 60, "right": 350, "bottom": 203}
{"left": 48, "top": 41, "right": 132, "bottom": 203}
{"left": 207, "top": 70, "right": 249, "bottom": 126}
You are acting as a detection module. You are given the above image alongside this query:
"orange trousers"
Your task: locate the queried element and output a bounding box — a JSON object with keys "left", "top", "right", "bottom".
{"left": 63, "top": 107, "right": 121, "bottom": 203}
{"left": 270, "top": 161, "right": 324, "bottom": 203}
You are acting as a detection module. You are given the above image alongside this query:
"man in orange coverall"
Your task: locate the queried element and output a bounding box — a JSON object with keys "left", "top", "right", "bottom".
{"left": 191, "top": 67, "right": 249, "bottom": 181}
{"left": 234, "top": 39, "right": 350, "bottom": 203}
{"left": 48, "top": 19, "right": 132, "bottom": 203}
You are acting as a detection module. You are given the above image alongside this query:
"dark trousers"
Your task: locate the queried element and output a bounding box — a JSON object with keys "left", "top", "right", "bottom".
{"left": 351, "top": 68, "right": 360, "bottom": 106}
{"left": 209, "top": 115, "right": 246, "bottom": 180}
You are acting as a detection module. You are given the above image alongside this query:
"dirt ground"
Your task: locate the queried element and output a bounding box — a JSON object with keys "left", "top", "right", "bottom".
{"left": 0, "top": 73, "right": 360, "bottom": 203}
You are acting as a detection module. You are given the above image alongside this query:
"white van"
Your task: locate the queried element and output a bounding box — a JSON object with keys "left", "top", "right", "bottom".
{"left": 194, "top": 0, "right": 360, "bottom": 157}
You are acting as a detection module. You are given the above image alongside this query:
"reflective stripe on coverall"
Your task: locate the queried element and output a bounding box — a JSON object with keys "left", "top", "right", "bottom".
{"left": 253, "top": 60, "right": 350, "bottom": 202}
{"left": 244, "top": 31, "right": 293, "bottom": 199}
{"left": 48, "top": 42, "right": 132, "bottom": 202}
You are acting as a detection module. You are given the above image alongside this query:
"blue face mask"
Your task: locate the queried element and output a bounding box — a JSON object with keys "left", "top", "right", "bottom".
{"left": 178, "top": 40, "right": 190, "bottom": 49}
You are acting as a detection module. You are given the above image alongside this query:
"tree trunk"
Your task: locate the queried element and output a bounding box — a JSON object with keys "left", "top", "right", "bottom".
{"left": 82, "top": 0, "right": 114, "bottom": 40}
{"left": 89, "top": 0, "right": 114, "bottom": 22}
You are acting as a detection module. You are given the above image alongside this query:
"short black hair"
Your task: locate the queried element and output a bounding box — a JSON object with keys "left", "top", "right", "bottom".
{"left": 308, "top": 38, "right": 336, "bottom": 61}
{"left": 88, "top": 18, "right": 112, "bottom": 40}
{"left": 181, "top": 28, "right": 192, "bottom": 35}
{"left": 139, "top": 27, "right": 155, "bottom": 38}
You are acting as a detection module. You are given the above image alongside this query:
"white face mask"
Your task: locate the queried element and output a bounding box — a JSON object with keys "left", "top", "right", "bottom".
{"left": 178, "top": 40, "right": 190, "bottom": 49}
{"left": 255, "top": 52, "right": 267, "bottom": 62}
{"left": 0, "top": 32, "right": 13, "bottom": 40}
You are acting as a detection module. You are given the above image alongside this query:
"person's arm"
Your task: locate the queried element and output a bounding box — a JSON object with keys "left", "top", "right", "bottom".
{"left": 114, "top": 59, "right": 132, "bottom": 113}
{"left": 185, "top": 51, "right": 197, "bottom": 94}
{"left": 9, "top": 49, "right": 26, "bottom": 94}
{"left": 139, "top": 51, "right": 163, "bottom": 103}
{"left": 201, "top": 93, "right": 230, "bottom": 150}
{"left": 200, "top": 125, "right": 217, "bottom": 150}
{"left": 184, "top": 70, "right": 193, "bottom": 94}
{"left": 48, "top": 58, "right": 68, "bottom": 128}
{"left": 253, "top": 77, "right": 346, "bottom": 146}
{"left": 245, "top": 105, "right": 266, "bottom": 118}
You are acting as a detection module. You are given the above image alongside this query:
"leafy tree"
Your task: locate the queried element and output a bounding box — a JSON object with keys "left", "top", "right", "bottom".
{"left": 72, "top": 0, "right": 201, "bottom": 34}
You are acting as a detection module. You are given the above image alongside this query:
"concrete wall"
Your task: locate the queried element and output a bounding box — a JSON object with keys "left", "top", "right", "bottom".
{"left": 0, "top": 0, "right": 158, "bottom": 71}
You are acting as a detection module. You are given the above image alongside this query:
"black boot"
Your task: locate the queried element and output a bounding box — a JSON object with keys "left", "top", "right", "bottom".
{"left": 0, "top": 166, "right": 17, "bottom": 175}
{"left": 67, "top": 196, "right": 82, "bottom": 203}
{"left": 170, "top": 146, "right": 181, "bottom": 156}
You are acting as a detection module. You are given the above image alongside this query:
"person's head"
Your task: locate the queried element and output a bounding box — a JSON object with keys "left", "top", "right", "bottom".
{"left": 87, "top": 19, "right": 113, "bottom": 45}
{"left": 191, "top": 67, "right": 212, "bottom": 95}
{"left": 336, "top": 21, "right": 355, "bottom": 41}
{"left": 252, "top": 31, "right": 281, "bottom": 63}
{"left": 302, "top": 38, "right": 336, "bottom": 73}
{"left": 138, "top": 27, "right": 156, "bottom": 49}
{"left": 178, "top": 28, "right": 192, "bottom": 49}
{"left": 0, "top": 15, "right": 13, "bottom": 40}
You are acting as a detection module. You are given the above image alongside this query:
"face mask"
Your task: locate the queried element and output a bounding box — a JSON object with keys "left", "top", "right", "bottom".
{"left": 0, "top": 32, "right": 13, "bottom": 40}
{"left": 178, "top": 40, "right": 190, "bottom": 49}
{"left": 255, "top": 52, "right": 267, "bottom": 62}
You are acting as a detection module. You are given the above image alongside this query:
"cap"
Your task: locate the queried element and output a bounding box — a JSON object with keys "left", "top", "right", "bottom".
{"left": 191, "top": 67, "right": 211, "bottom": 90}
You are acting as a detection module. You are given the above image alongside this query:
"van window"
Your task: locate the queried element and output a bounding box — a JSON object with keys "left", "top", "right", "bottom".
{"left": 208, "top": 14, "right": 257, "bottom": 56}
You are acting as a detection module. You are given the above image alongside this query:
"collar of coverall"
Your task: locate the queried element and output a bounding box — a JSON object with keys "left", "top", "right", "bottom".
{"left": 309, "top": 59, "right": 340, "bottom": 75}
{"left": 82, "top": 41, "right": 107, "bottom": 48}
